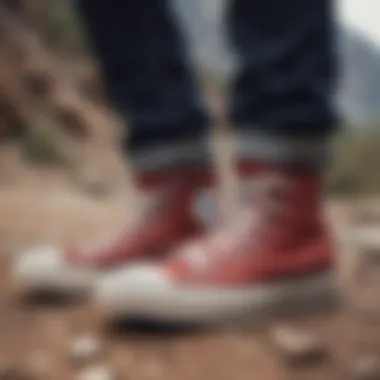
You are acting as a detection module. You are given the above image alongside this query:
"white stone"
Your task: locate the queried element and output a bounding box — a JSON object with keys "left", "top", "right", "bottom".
{"left": 271, "top": 326, "right": 327, "bottom": 365}
{"left": 68, "top": 336, "right": 102, "bottom": 365}
{"left": 77, "top": 365, "right": 115, "bottom": 380}
{"left": 352, "top": 228, "right": 380, "bottom": 251}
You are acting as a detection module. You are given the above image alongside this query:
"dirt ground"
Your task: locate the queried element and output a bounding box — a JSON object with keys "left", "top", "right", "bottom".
{"left": 1, "top": 144, "right": 380, "bottom": 380}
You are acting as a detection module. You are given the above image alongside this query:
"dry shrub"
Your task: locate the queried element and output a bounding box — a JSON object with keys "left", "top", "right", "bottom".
{"left": 327, "top": 122, "right": 380, "bottom": 196}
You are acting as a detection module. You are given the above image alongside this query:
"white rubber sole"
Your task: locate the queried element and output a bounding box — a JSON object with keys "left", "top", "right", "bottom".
{"left": 96, "top": 270, "right": 339, "bottom": 325}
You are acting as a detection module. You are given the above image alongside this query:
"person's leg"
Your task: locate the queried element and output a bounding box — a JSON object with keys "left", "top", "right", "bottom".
{"left": 76, "top": 0, "right": 211, "bottom": 172}
{"left": 94, "top": 0, "right": 339, "bottom": 323}
{"left": 13, "top": 0, "right": 216, "bottom": 294}
{"left": 229, "top": 0, "right": 337, "bottom": 165}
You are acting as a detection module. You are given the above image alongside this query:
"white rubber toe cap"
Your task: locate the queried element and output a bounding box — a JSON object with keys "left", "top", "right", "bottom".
{"left": 95, "top": 264, "right": 172, "bottom": 313}
{"left": 13, "top": 246, "right": 95, "bottom": 294}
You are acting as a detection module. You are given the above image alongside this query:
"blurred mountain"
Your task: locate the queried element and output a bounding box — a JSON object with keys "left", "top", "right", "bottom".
{"left": 173, "top": 0, "right": 380, "bottom": 123}
{"left": 339, "top": 29, "right": 380, "bottom": 122}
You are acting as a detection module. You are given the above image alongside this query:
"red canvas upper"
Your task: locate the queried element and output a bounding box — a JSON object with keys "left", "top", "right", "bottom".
{"left": 163, "top": 163, "right": 333, "bottom": 286}
{"left": 66, "top": 167, "right": 213, "bottom": 267}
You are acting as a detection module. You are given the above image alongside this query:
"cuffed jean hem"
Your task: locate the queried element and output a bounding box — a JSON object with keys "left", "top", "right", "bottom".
{"left": 234, "top": 129, "right": 331, "bottom": 170}
{"left": 129, "top": 137, "right": 211, "bottom": 174}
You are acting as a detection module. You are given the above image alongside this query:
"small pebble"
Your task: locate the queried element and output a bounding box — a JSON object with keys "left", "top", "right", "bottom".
{"left": 77, "top": 365, "right": 115, "bottom": 380}
{"left": 352, "top": 356, "right": 380, "bottom": 380}
{"left": 68, "top": 335, "right": 102, "bottom": 365}
{"left": 272, "top": 326, "right": 328, "bottom": 365}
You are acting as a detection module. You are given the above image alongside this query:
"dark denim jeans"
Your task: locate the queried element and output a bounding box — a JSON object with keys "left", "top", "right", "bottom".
{"left": 77, "top": 0, "right": 337, "bottom": 166}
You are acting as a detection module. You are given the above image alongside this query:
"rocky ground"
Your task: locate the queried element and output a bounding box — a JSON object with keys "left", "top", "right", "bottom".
{"left": 1, "top": 145, "right": 380, "bottom": 380}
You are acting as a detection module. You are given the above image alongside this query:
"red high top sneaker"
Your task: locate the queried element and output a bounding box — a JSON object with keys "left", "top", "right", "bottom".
{"left": 94, "top": 162, "right": 337, "bottom": 323}
{"left": 13, "top": 167, "right": 213, "bottom": 296}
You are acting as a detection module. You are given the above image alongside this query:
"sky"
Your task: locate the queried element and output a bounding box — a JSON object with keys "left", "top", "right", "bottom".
{"left": 338, "top": 0, "right": 380, "bottom": 48}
